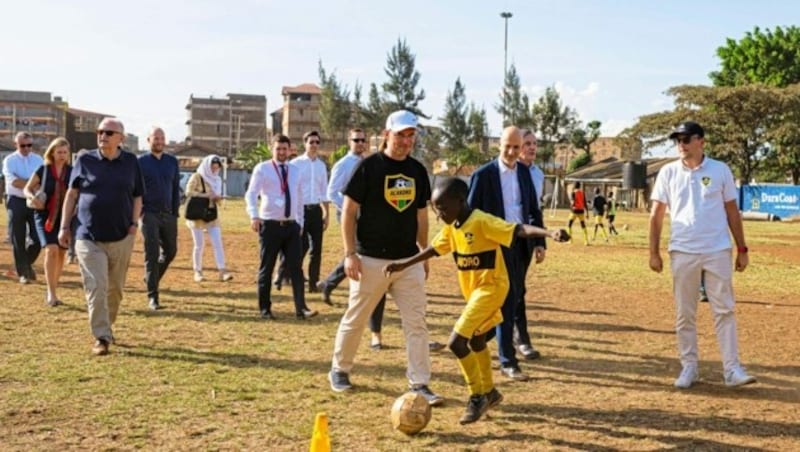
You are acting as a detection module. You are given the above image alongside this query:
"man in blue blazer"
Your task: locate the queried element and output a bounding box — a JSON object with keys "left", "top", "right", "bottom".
{"left": 467, "top": 126, "right": 546, "bottom": 381}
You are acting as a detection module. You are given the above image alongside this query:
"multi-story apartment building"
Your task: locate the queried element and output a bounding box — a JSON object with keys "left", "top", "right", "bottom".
{"left": 0, "top": 89, "right": 68, "bottom": 149}
{"left": 280, "top": 83, "right": 321, "bottom": 146}
{"left": 185, "top": 93, "right": 267, "bottom": 157}
{"left": 554, "top": 136, "right": 642, "bottom": 171}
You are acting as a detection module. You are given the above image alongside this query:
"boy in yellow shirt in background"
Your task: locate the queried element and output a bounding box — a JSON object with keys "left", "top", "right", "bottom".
{"left": 384, "top": 177, "right": 568, "bottom": 424}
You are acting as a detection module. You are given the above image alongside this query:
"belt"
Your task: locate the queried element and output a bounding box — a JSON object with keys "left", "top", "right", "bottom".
{"left": 304, "top": 204, "right": 320, "bottom": 209}
{"left": 264, "top": 219, "right": 296, "bottom": 226}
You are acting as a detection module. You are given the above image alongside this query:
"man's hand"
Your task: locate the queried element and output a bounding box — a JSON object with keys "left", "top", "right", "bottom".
{"left": 322, "top": 216, "right": 329, "bottom": 231}
{"left": 250, "top": 218, "right": 262, "bottom": 232}
{"left": 423, "top": 260, "right": 430, "bottom": 280}
{"left": 127, "top": 224, "right": 138, "bottom": 236}
{"left": 344, "top": 254, "right": 362, "bottom": 281}
{"left": 58, "top": 228, "right": 71, "bottom": 249}
{"left": 534, "top": 246, "right": 546, "bottom": 264}
{"left": 649, "top": 253, "right": 663, "bottom": 273}
{"left": 735, "top": 252, "right": 749, "bottom": 272}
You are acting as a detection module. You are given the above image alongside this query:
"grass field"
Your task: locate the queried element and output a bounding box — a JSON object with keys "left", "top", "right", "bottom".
{"left": 1, "top": 200, "right": 799, "bottom": 450}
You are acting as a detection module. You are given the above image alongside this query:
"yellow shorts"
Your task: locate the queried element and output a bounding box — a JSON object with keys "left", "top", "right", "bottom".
{"left": 568, "top": 212, "right": 586, "bottom": 222}
{"left": 454, "top": 285, "right": 507, "bottom": 337}
{"left": 593, "top": 215, "right": 605, "bottom": 225}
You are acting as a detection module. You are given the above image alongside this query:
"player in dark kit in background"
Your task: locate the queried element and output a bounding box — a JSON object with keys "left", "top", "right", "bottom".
{"left": 590, "top": 187, "right": 609, "bottom": 243}
{"left": 606, "top": 191, "right": 619, "bottom": 236}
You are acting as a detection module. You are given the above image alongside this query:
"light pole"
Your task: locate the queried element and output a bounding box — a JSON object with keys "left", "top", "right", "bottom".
{"left": 500, "top": 11, "right": 513, "bottom": 125}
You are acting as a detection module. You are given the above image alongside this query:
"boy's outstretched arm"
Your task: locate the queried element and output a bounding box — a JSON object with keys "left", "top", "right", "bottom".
{"left": 383, "top": 247, "right": 439, "bottom": 277}
{"left": 517, "top": 224, "right": 570, "bottom": 242}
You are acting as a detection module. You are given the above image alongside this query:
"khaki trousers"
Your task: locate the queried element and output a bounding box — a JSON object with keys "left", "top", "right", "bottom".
{"left": 331, "top": 255, "right": 431, "bottom": 386}
{"left": 75, "top": 234, "right": 135, "bottom": 341}
{"left": 669, "top": 249, "right": 742, "bottom": 372}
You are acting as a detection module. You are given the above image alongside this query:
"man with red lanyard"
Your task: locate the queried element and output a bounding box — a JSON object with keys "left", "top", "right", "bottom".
{"left": 245, "top": 134, "right": 317, "bottom": 320}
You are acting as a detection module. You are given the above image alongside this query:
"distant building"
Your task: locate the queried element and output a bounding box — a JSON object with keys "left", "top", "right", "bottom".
{"left": 280, "top": 83, "right": 321, "bottom": 146}
{"left": 0, "top": 89, "right": 68, "bottom": 149}
{"left": 270, "top": 107, "right": 283, "bottom": 136}
{"left": 553, "top": 137, "right": 642, "bottom": 171}
{"left": 67, "top": 107, "right": 114, "bottom": 151}
{"left": 185, "top": 93, "right": 267, "bottom": 158}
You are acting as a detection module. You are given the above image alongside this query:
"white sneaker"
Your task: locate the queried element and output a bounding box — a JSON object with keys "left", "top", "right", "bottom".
{"left": 724, "top": 367, "right": 756, "bottom": 387}
{"left": 674, "top": 365, "right": 699, "bottom": 389}
{"left": 194, "top": 271, "right": 204, "bottom": 282}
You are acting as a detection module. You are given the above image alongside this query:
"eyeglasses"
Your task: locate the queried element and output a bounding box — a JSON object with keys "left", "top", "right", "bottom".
{"left": 308, "top": 140, "right": 320, "bottom": 145}
{"left": 351, "top": 138, "right": 366, "bottom": 143}
{"left": 97, "top": 130, "right": 119, "bottom": 137}
{"left": 19, "top": 143, "right": 33, "bottom": 148}
{"left": 673, "top": 135, "right": 695, "bottom": 145}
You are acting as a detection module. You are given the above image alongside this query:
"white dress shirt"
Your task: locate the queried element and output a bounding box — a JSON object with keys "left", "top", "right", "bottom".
{"left": 2, "top": 151, "right": 44, "bottom": 198}
{"left": 245, "top": 159, "right": 304, "bottom": 227}
{"left": 498, "top": 158, "right": 523, "bottom": 224}
{"left": 290, "top": 153, "right": 329, "bottom": 206}
{"left": 327, "top": 151, "right": 363, "bottom": 212}
{"left": 529, "top": 164, "right": 545, "bottom": 202}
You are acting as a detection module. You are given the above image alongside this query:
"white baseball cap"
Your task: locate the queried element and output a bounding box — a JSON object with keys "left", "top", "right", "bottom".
{"left": 385, "top": 110, "right": 418, "bottom": 132}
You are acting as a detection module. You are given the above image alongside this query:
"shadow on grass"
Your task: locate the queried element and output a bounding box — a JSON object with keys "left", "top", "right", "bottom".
{"left": 738, "top": 299, "right": 799, "bottom": 308}
{"left": 538, "top": 319, "right": 672, "bottom": 335}
{"left": 496, "top": 403, "right": 800, "bottom": 444}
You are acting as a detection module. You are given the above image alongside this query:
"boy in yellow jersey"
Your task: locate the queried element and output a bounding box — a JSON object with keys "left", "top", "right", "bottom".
{"left": 384, "top": 178, "right": 567, "bottom": 424}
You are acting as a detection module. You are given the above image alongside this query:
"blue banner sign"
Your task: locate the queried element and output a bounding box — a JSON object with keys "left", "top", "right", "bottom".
{"left": 740, "top": 185, "right": 800, "bottom": 220}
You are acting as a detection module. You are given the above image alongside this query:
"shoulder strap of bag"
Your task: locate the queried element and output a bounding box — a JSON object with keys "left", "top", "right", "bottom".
{"left": 199, "top": 176, "right": 206, "bottom": 193}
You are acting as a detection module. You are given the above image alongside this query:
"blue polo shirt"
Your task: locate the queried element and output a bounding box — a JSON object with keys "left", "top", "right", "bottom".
{"left": 70, "top": 148, "right": 145, "bottom": 242}
{"left": 138, "top": 152, "right": 180, "bottom": 215}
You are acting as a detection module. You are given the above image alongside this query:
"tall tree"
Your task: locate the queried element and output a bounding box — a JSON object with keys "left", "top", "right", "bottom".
{"left": 568, "top": 120, "right": 602, "bottom": 171}
{"left": 363, "top": 82, "right": 387, "bottom": 136}
{"left": 711, "top": 26, "right": 800, "bottom": 87}
{"left": 622, "top": 84, "right": 792, "bottom": 183}
{"left": 382, "top": 38, "right": 427, "bottom": 117}
{"left": 467, "top": 102, "right": 489, "bottom": 156}
{"left": 531, "top": 86, "right": 578, "bottom": 169}
{"left": 496, "top": 64, "right": 533, "bottom": 128}
{"left": 440, "top": 78, "right": 478, "bottom": 173}
{"left": 318, "top": 60, "right": 351, "bottom": 148}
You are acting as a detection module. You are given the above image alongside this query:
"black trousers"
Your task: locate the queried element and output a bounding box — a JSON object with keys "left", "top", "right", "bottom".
{"left": 141, "top": 211, "right": 178, "bottom": 301}
{"left": 7, "top": 196, "right": 41, "bottom": 278}
{"left": 514, "top": 252, "right": 534, "bottom": 347}
{"left": 258, "top": 220, "right": 307, "bottom": 315}
{"left": 278, "top": 204, "right": 323, "bottom": 289}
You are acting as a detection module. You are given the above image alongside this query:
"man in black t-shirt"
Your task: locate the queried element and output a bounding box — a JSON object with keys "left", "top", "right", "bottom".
{"left": 328, "top": 110, "right": 443, "bottom": 406}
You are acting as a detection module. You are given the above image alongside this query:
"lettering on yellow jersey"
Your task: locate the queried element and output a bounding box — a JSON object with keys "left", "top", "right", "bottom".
{"left": 453, "top": 250, "right": 496, "bottom": 271}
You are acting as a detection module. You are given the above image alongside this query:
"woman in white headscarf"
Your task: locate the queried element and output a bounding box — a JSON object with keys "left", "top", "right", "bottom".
{"left": 185, "top": 155, "right": 232, "bottom": 282}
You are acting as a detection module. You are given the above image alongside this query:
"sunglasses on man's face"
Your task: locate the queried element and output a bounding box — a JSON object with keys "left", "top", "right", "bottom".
{"left": 673, "top": 135, "right": 695, "bottom": 145}
{"left": 19, "top": 143, "right": 33, "bottom": 148}
{"left": 351, "top": 138, "right": 366, "bottom": 143}
{"left": 97, "top": 130, "right": 118, "bottom": 137}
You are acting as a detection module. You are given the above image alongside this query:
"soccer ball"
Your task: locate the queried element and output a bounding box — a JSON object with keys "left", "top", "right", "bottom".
{"left": 390, "top": 392, "right": 432, "bottom": 435}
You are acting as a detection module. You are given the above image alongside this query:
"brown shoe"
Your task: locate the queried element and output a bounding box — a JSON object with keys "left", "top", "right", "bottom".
{"left": 92, "top": 339, "right": 109, "bottom": 356}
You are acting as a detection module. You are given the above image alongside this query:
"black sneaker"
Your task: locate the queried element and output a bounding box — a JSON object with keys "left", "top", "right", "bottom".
{"left": 485, "top": 387, "right": 503, "bottom": 409}
{"left": 329, "top": 370, "right": 353, "bottom": 392}
{"left": 410, "top": 384, "right": 445, "bottom": 407}
{"left": 317, "top": 282, "right": 334, "bottom": 306}
{"left": 459, "top": 394, "right": 489, "bottom": 424}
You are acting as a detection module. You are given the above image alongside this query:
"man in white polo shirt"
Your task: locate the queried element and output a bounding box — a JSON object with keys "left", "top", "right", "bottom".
{"left": 649, "top": 121, "right": 756, "bottom": 389}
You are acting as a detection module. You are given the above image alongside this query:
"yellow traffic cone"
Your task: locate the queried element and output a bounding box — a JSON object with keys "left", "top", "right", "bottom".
{"left": 309, "top": 412, "right": 331, "bottom": 452}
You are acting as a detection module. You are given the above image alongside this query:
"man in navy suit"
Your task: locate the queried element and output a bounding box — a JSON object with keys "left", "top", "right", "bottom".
{"left": 467, "top": 126, "right": 546, "bottom": 381}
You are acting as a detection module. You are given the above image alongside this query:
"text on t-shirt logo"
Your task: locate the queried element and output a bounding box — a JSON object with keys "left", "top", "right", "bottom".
{"left": 453, "top": 250, "right": 496, "bottom": 271}
{"left": 384, "top": 174, "right": 416, "bottom": 212}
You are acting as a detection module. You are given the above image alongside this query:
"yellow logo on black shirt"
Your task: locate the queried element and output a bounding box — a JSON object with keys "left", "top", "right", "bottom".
{"left": 385, "top": 174, "right": 415, "bottom": 212}
{"left": 701, "top": 176, "right": 711, "bottom": 186}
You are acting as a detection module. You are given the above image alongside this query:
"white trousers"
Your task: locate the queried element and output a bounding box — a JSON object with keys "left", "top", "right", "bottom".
{"left": 189, "top": 226, "right": 226, "bottom": 271}
{"left": 669, "top": 250, "right": 742, "bottom": 372}
{"left": 331, "top": 255, "right": 431, "bottom": 386}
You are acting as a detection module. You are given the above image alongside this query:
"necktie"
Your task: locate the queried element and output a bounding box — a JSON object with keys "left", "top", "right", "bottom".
{"left": 280, "top": 164, "right": 291, "bottom": 218}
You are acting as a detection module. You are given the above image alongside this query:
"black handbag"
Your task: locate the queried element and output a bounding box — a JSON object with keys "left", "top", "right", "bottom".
{"left": 185, "top": 177, "right": 218, "bottom": 222}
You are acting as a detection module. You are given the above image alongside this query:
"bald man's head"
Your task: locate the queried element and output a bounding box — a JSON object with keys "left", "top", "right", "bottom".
{"left": 499, "top": 126, "right": 523, "bottom": 167}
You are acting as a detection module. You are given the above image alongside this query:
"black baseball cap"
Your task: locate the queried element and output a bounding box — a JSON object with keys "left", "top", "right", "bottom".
{"left": 668, "top": 121, "right": 704, "bottom": 139}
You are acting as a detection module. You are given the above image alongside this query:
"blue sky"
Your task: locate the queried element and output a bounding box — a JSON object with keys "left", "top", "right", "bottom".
{"left": 5, "top": 0, "right": 799, "bottom": 155}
